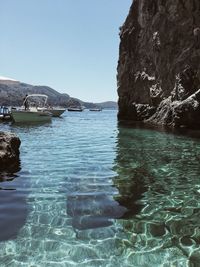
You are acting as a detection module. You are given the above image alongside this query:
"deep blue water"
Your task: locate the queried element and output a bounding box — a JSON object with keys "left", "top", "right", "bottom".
{"left": 0, "top": 110, "right": 200, "bottom": 266}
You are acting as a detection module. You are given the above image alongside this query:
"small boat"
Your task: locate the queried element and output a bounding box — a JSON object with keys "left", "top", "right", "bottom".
{"left": 11, "top": 94, "right": 66, "bottom": 122}
{"left": 11, "top": 94, "right": 52, "bottom": 123}
{"left": 89, "top": 108, "right": 102, "bottom": 111}
{"left": 67, "top": 107, "right": 84, "bottom": 112}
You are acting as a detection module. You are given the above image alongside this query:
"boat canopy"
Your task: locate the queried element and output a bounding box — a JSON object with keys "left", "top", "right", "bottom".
{"left": 24, "top": 94, "right": 48, "bottom": 106}
{"left": 25, "top": 94, "right": 48, "bottom": 99}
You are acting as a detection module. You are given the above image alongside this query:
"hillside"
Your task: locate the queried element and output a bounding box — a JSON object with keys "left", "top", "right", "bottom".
{"left": 0, "top": 79, "right": 70, "bottom": 107}
{"left": 95, "top": 101, "right": 118, "bottom": 109}
{"left": 75, "top": 99, "right": 118, "bottom": 109}
{"left": 0, "top": 78, "right": 117, "bottom": 109}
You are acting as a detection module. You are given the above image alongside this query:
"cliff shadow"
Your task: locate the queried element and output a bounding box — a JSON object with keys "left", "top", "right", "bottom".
{"left": 0, "top": 162, "right": 29, "bottom": 242}
{"left": 112, "top": 124, "right": 154, "bottom": 218}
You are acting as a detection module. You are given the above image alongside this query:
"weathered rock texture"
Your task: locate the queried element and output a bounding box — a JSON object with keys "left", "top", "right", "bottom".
{"left": 117, "top": 0, "right": 200, "bottom": 128}
{"left": 0, "top": 132, "right": 21, "bottom": 172}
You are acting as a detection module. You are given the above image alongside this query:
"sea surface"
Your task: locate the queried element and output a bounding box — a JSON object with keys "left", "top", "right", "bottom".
{"left": 0, "top": 110, "right": 200, "bottom": 267}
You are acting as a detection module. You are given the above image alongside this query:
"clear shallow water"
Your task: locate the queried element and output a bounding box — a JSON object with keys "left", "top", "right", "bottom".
{"left": 0, "top": 110, "right": 200, "bottom": 266}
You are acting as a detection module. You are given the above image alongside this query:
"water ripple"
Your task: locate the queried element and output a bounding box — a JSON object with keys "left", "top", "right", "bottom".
{"left": 0, "top": 111, "right": 200, "bottom": 266}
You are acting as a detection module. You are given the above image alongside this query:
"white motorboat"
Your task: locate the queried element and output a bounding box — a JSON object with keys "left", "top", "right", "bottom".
{"left": 11, "top": 94, "right": 52, "bottom": 123}
{"left": 11, "top": 94, "right": 66, "bottom": 122}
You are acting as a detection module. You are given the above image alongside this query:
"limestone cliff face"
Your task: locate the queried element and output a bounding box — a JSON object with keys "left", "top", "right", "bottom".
{"left": 117, "top": 0, "right": 200, "bottom": 128}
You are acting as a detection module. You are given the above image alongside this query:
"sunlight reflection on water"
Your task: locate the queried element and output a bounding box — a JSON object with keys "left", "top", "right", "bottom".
{"left": 0, "top": 110, "right": 200, "bottom": 266}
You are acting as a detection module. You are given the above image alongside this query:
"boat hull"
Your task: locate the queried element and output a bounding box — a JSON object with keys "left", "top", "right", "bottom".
{"left": 89, "top": 109, "right": 102, "bottom": 111}
{"left": 67, "top": 108, "right": 83, "bottom": 112}
{"left": 45, "top": 108, "right": 66, "bottom": 117}
{"left": 11, "top": 110, "right": 52, "bottom": 123}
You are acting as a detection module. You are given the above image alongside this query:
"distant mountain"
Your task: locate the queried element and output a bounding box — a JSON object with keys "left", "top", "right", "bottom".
{"left": 0, "top": 77, "right": 117, "bottom": 109}
{"left": 71, "top": 98, "right": 118, "bottom": 109}
{"left": 95, "top": 101, "right": 118, "bottom": 109}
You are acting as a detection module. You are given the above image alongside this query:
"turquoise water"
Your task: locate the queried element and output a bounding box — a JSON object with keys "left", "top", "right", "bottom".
{"left": 1, "top": 110, "right": 200, "bottom": 266}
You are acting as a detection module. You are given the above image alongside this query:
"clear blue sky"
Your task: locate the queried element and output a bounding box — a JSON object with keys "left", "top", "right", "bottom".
{"left": 0, "top": 0, "right": 132, "bottom": 102}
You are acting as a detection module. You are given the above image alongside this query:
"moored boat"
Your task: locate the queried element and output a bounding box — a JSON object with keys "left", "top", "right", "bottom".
{"left": 11, "top": 94, "right": 66, "bottom": 122}
{"left": 89, "top": 108, "right": 102, "bottom": 111}
{"left": 67, "top": 107, "right": 84, "bottom": 112}
{"left": 11, "top": 94, "right": 52, "bottom": 123}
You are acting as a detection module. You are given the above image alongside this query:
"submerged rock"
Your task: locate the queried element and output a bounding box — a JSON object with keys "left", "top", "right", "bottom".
{"left": 0, "top": 132, "right": 21, "bottom": 173}
{"left": 67, "top": 193, "right": 127, "bottom": 230}
{"left": 117, "top": 0, "right": 200, "bottom": 128}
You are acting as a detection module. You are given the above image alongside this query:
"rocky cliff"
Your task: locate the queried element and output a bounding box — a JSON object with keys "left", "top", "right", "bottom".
{"left": 117, "top": 0, "right": 200, "bottom": 128}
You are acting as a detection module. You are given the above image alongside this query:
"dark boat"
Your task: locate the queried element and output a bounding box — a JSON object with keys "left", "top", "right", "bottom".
{"left": 89, "top": 108, "right": 102, "bottom": 111}
{"left": 67, "top": 107, "right": 84, "bottom": 112}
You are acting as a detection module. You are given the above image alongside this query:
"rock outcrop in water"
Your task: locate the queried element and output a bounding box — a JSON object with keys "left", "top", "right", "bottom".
{"left": 0, "top": 132, "right": 21, "bottom": 173}
{"left": 117, "top": 0, "right": 200, "bottom": 128}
